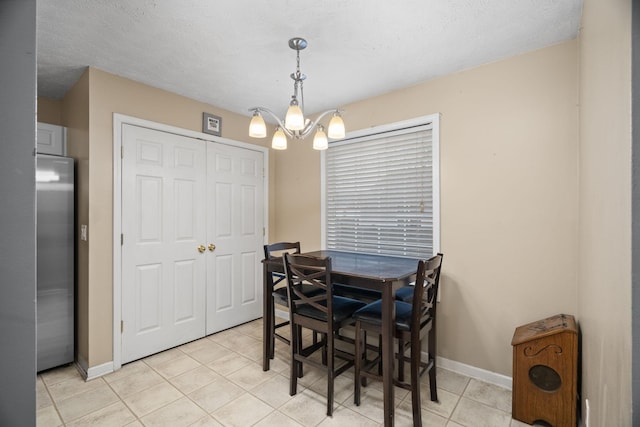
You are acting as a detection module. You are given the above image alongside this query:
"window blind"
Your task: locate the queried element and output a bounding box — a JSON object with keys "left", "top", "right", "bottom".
{"left": 325, "top": 123, "right": 435, "bottom": 259}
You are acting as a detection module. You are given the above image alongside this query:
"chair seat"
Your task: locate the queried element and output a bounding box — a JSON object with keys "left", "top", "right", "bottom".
{"left": 352, "top": 299, "right": 414, "bottom": 331}
{"left": 273, "top": 283, "right": 324, "bottom": 306}
{"left": 297, "top": 296, "right": 366, "bottom": 325}
{"left": 333, "top": 283, "right": 382, "bottom": 302}
{"left": 394, "top": 286, "right": 414, "bottom": 302}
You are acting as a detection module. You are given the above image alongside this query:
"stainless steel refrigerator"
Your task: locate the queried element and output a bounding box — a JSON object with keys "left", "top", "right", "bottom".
{"left": 36, "top": 154, "right": 74, "bottom": 372}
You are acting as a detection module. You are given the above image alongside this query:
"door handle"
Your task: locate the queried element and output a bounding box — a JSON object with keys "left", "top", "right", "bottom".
{"left": 197, "top": 245, "right": 206, "bottom": 253}
{"left": 208, "top": 244, "right": 216, "bottom": 252}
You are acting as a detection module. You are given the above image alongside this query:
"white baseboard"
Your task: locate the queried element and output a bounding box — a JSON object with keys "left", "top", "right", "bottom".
{"left": 437, "top": 356, "right": 512, "bottom": 390}
{"left": 76, "top": 356, "right": 114, "bottom": 381}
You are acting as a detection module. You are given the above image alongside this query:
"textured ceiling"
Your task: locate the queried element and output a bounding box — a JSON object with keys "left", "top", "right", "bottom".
{"left": 37, "top": 0, "right": 583, "bottom": 120}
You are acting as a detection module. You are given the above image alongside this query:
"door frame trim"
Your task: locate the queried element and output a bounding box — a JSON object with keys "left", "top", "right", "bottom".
{"left": 112, "top": 113, "right": 269, "bottom": 370}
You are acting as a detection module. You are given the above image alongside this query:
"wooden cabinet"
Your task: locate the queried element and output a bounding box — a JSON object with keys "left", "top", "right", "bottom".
{"left": 511, "top": 314, "right": 578, "bottom": 427}
{"left": 37, "top": 122, "right": 66, "bottom": 156}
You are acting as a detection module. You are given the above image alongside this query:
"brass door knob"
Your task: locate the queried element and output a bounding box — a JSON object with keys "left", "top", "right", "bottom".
{"left": 208, "top": 244, "right": 216, "bottom": 252}
{"left": 197, "top": 245, "right": 206, "bottom": 253}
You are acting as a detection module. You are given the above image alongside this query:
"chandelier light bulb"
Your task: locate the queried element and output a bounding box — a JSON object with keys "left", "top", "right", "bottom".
{"left": 285, "top": 101, "right": 304, "bottom": 131}
{"left": 313, "top": 126, "right": 328, "bottom": 150}
{"left": 272, "top": 127, "right": 288, "bottom": 150}
{"left": 249, "top": 112, "right": 267, "bottom": 138}
{"left": 327, "top": 112, "right": 345, "bottom": 139}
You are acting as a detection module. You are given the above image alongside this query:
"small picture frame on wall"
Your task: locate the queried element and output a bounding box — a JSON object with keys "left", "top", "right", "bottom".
{"left": 202, "top": 112, "right": 222, "bottom": 137}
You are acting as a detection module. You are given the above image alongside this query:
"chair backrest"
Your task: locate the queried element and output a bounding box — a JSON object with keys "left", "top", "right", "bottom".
{"left": 283, "top": 253, "right": 333, "bottom": 327}
{"left": 264, "top": 242, "right": 302, "bottom": 287}
{"left": 411, "top": 253, "right": 444, "bottom": 334}
{"left": 264, "top": 242, "right": 301, "bottom": 260}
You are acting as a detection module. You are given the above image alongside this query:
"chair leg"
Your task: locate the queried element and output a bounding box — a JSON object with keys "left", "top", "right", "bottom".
{"left": 296, "top": 326, "right": 304, "bottom": 378}
{"left": 326, "top": 331, "right": 334, "bottom": 416}
{"left": 428, "top": 327, "right": 438, "bottom": 402}
{"left": 289, "top": 324, "right": 299, "bottom": 396}
{"left": 410, "top": 338, "right": 422, "bottom": 427}
{"left": 354, "top": 320, "right": 362, "bottom": 406}
{"left": 270, "top": 302, "right": 276, "bottom": 359}
{"left": 322, "top": 333, "right": 328, "bottom": 366}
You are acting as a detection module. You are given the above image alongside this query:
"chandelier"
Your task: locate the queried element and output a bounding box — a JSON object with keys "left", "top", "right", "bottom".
{"left": 248, "top": 37, "right": 345, "bottom": 150}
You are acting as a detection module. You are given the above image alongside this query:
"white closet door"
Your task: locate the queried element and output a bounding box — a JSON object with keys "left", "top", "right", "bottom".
{"left": 121, "top": 124, "right": 207, "bottom": 363}
{"left": 206, "top": 143, "right": 265, "bottom": 334}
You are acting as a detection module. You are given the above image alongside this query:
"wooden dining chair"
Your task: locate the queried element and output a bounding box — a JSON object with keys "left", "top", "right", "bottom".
{"left": 264, "top": 242, "right": 305, "bottom": 359}
{"left": 394, "top": 253, "right": 444, "bottom": 303}
{"left": 352, "top": 253, "right": 443, "bottom": 427}
{"left": 283, "top": 253, "right": 367, "bottom": 416}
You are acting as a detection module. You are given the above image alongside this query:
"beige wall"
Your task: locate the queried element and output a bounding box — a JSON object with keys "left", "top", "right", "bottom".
{"left": 60, "top": 70, "right": 90, "bottom": 368}
{"left": 275, "top": 40, "right": 580, "bottom": 376}
{"left": 578, "top": 0, "right": 632, "bottom": 424}
{"left": 37, "top": 97, "right": 63, "bottom": 125}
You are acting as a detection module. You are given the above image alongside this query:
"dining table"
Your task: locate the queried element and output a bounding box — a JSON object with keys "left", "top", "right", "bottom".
{"left": 262, "top": 249, "right": 420, "bottom": 427}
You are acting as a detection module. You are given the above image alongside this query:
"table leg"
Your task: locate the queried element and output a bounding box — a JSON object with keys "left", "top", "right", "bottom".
{"left": 381, "top": 284, "right": 395, "bottom": 426}
{"left": 262, "top": 262, "right": 272, "bottom": 371}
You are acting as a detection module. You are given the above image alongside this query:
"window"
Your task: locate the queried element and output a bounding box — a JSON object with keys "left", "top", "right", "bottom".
{"left": 322, "top": 115, "right": 440, "bottom": 259}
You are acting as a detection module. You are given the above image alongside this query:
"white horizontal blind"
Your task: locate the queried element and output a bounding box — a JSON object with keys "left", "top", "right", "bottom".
{"left": 325, "top": 123, "right": 434, "bottom": 258}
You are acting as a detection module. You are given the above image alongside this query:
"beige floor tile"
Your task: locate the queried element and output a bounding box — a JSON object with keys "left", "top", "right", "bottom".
{"left": 511, "top": 418, "right": 533, "bottom": 426}
{"left": 211, "top": 393, "right": 274, "bottom": 426}
{"left": 279, "top": 388, "right": 332, "bottom": 426}
{"left": 421, "top": 387, "right": 461, "bottom": 419}
{"left": 140, "top": 396, "right": 208, "bottom": 426}
{"left": 226, "top": 361, "right": 277, "bottom": 390}
{"left": 103, "top": 360, "right": 150, "bottom": 384}
{"left": 250, "top": 374, "right": 299, "bottom": 408}
{"left": 46, "top": 375, "right": 106, "bottom": 403}
{"left": 267, "top": 351, "right": 292, "bottom": 374}
{"left": 450, "top": 397, "right": 512, "bottom": 427}
{"left": 56, "top": 383, "right": 120, "bottom": 423}
{"left": 253, "top": 410, "right": 304, "bottom": 427}
{"left": 242, "top": 322, "right": 265, "bottom": 342}
{"left": 307, "top": 371, "right": 357, "bottom": 405}
{"left": 316, "top": 404, "right": 381, "bottom": 426}
{"left": 169, "top": 365, "right": 221, "bottom": 395}
{"left": 188, "top": 415, "right": 225, "bottom": 426}
{"left": 446, "top": 422, "right": 465, "bottom": 427}
{"left": 463, "top": 378, "right": 512, "bottom": 412}
{"left": 207, "top": 328, "right": 237, "bottom": 344}
{"left": 143, "top": 348, "right": 184, "bottom": 368}
{"left": 153, "top": 353, "right": 202, "bottom": 379}
{"left": 186, "top": 341, "right": 230, "bottom": 365}
{"left": 187, "top": 377, "right": 245, "bottom": 413}
{"left": 290, "top": 365, "right": 328, "bottom": 388}
{"left": 108, "top": 364, "right": 165, "bottom": 398}
{"left": 342, "top": 385, "right": 403, "bottom": 424}
{"left": 240, "top": 343, "right": 264, "bottom": 362}
{"left": 36, "top": 376, "right": 53, "bottom": 410}
{"left": 206, "top": 351, "right": 252, "bottom": 376}
{"left": 122, "top": 381, "right": 183, "bottom": 417}
{"left": 436, "top": 367, "right": 471, "bottom": 395}
{"left": 395, "top": 398, "right": 448, "bottom": 427}
{"left": 65, "top": 401, "right": 136, "bottom": 427}
{"left": 39, "top": 364, "right": 79, "bottom": 387}
{"left": 217, "top": 333, "right": 262, "bottom": 354}
{"left": 180, "top": 337, "right": 217, "bottom": 354}
{"left": 36, "top": 404, "right": 63, "bottom": 427}
{"left": 125, "top": 421, "right": 143, "bottom": 426}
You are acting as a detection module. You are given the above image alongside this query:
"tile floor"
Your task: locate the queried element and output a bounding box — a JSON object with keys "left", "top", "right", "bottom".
{"left": 36, "top": 318, "right": 532, "bottom": 426}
